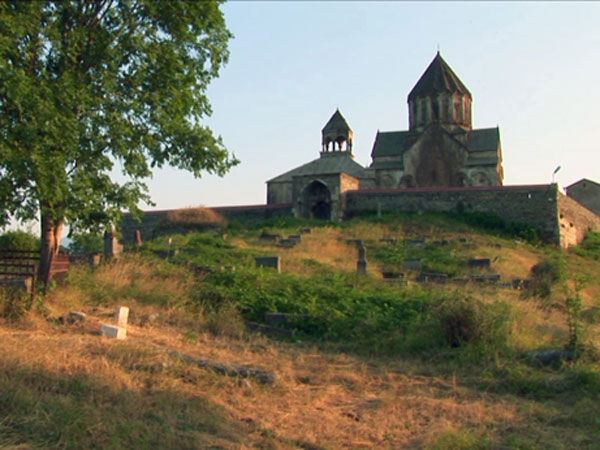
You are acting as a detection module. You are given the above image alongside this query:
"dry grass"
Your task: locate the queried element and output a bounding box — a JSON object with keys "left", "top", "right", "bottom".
{"left": 167, "top": 206, "right": 226, "bottom": 226}
{"left": 0, "top": 310, "right": 522, "bottom": 449}
{"left": 2, "top": 220, "right": 600, "bottom": 448}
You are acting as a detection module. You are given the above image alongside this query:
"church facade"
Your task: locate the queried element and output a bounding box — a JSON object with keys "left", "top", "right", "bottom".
{"left": 266, "top": 52, "right": 504, "bottom": 220}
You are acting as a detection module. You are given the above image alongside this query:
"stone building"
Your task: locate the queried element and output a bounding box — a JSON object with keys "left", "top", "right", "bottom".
{"left": 371, "top": 52, "right": 503, "bottom": 189}
{"left": 266, "top": 52, "right": 504, "bottom": 219}
{"left": 121, "top": 53, "right": 600, "bottom": 249}
{"left": 565, "top": 178, "right": 600, "bottom": 216}
{"left": 266, "top": 109, "right": 371, "bottom": 220}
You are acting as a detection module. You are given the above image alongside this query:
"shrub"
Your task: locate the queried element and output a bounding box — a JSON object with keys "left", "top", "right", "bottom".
{"left": 0, "top": 230, "right": 39, "bottom": 251}
{"left": 434, "top": 298, "right": 511, "bottom": 350}
{"left": 529, "top": 256, "right": 566, "bottom": 298}
{"left": 69, "top": 232, "right": 103, "bottom": 254}
{"left": 572, "top": 231, "right": 600, "bottom": 261}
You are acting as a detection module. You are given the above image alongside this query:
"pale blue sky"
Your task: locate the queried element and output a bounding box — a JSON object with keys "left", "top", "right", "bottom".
{"left": 141, "top": 1, "right": 599, "bottom": 210}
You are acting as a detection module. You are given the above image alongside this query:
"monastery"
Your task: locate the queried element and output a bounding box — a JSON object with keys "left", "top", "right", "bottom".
{"left": 121, "top": 53, "right": 600, "bottom": 248}
{"left": 267, "top": 52, "right": 503, "bottom": 221}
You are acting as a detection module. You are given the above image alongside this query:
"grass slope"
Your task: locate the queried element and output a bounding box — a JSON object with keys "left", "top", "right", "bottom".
{"left": 1, "top": 214, "right": 600, "bottom": 448}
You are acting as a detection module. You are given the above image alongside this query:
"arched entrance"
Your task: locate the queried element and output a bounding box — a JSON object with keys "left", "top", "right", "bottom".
{"left": 302, "top": 181, "right": 331, "bottom": 220}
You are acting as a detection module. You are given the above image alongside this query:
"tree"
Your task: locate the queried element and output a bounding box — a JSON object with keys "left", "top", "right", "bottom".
{"left": 0, "top": 1, "right": 238, "bottom": 284}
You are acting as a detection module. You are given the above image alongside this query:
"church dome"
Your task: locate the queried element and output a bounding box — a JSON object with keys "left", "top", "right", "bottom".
{"left": 407, "top": 52, "right": 472, "bottom": 132}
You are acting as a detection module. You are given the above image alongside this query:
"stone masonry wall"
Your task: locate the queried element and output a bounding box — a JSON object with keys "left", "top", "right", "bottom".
{"left": 119, "top": 203, "right": 293, "bottom": 244}
{"left": 344, "top": 184, "right": 561, "bottom": 244}
{"left": 557, "top": 193, "right": 600, "bottom": 248}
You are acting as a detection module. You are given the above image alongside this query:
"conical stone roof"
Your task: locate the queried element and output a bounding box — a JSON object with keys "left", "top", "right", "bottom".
{"left": 322, "top": 109, "right": 351, "bottom": 133}
{"left": 408, "top": 52, "right": 471, "bottom": 101}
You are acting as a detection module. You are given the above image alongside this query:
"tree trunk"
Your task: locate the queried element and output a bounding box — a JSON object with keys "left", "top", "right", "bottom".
{"left": 39, "top": 214, "right": 64, "bottom": 291}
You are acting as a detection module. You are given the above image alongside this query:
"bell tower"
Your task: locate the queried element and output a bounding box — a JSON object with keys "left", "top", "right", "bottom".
{"left": 407, "top": 52, "right": 472, "bottom": 133}
{"left": 321, "top": 109, "right": 353, "bottom": 154}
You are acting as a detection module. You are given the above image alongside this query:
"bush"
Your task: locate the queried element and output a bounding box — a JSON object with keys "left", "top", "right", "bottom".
{"left": 0, "top": 230, "right": 39, "bottom": 251}
{"left": 434, "top": 298, "right": 511, "bottom": 350}
{"left": 572, "top": 231, "right": 600, "bottom": 261}
{"left": 529, "top": 256, "right": 566, "bottom": 298}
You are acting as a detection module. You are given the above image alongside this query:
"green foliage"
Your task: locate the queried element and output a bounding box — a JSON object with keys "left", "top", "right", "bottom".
{"left": 0, "top": 285, "right": 30, "bottom": 321}
{"left": 371, "top": 240, "right": 465, "bottom": 276}
{"left": 0, "top": 230, "right": 39, "bottom": 251}
{"left": 353, "top": 210, "right": 541, "bottom": 243}
{"left": 529, "top": 255, "right": 566, "bottom": 298}
{"left": 565, "top": 275, "right": 589, "bottom": 355}
{"left": 68, "top": 232, "right": 103, "bottom": 254}
{"left": 427, "top": 429, "right": 489, "bottom": 450}
{"left": 573, "top": 231, "right": 600, "bottom": 261}
{"left": 0, "top": 1, "right": 237, "bottom": 232}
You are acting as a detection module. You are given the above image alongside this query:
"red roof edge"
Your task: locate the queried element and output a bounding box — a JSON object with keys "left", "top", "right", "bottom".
{"left": 347, "top": 184, "right": 554, "bottom": 195}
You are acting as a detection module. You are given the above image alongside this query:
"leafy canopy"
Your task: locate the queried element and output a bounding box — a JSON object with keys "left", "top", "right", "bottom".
{"left": 0, "top": 0, "right": 237, "bottom": 231}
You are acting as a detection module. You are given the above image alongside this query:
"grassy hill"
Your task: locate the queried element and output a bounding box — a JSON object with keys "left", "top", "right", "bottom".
{"left": 1, "top": 214, "right": 599, "bottom": 448}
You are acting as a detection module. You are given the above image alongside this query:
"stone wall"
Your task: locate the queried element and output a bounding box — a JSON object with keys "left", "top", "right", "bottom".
{"left": 119, "top": 203, "right": 293, "bottom": 244}
{"left": 343, "top": 184, "right": 562, "bottom": 244}
{"left": 557, "top": 193, "right": 600, "bottom": 248}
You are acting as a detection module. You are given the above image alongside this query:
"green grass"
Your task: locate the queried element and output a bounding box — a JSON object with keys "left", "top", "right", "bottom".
{"left": 573, "top": 231, "right": 600, "bottom": 261}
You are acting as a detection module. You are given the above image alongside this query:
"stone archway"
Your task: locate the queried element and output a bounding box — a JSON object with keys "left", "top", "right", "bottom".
{"left": 302, "top": 181, "right": 331, "bottom": 220}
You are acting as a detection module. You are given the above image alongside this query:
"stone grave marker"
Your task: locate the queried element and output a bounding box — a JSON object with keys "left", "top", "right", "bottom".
{"left": 300, "top": 228, "right": 312, "bottom": 234}
{"left": 287, "top": 234, "right": 302, "bottom": 243}
{"left": 356, "top": 244, "right": 367, "bottom": 275}
{"left": 255, "top": 256, "right": 281, "bottom": 272}
{"left": 115, "top": 306, "right": 129, "bottom": 328}
{"left": 278, "top": 239, "right": 296, "bottom": 248}
{"left": 259, "top": 233, "right": 281, "bottom": 242}
{"left": 416, "top": 272, "right": 448, "bottom": 284}
{"left": 470, "top": 273, "right": 501, "bottom": 283}
{"left": 405, "top": 238, "right": 425, "bottom": 247}
{"left": 90, "top": 253, "right": 102, "bottom": 267}
{"left": 403, "top": 258, "right": 423, "bottom": 270}
{"left": 468, "top": 258, "right": 491, "bottom": 268}
{"left": 134, "top": 229, "right": 143, "bottom": 246}
{"left": 104, "top": 227, "right": 122, "bottom": 259}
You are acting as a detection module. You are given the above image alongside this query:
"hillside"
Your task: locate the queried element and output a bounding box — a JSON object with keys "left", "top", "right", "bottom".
{"left": 1, "top": 214, "right": 599, "bottom": 449}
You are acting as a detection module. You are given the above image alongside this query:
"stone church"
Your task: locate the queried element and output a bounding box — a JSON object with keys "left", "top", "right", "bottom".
{"left": 266, "top": 52, "right": 504, "bottom": 220}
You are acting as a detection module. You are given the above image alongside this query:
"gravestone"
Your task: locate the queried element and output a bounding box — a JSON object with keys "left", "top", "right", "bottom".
{"left": 255, "top": 256, "right": 281, "bottom": 272}
{"left": 300, "top": 228, "right": 312, "bottom": 234}
{"left": 287, "top": 234, "right": 302, "bottom": 243}
{"left": 468, "top": 258, "right": 491, "bottom": 268}
{"left": 264, "top": 312, "right": 310, "bottom": 325}
{"left": 471, "top": 273, "right": 501, "bottom": 283}
{"left": 416, "top": 272, "right": 448, "bottom": 284}
{"left": 405, "top": 238, "right": 425, "bottom": 247}
{"left": 90, "top": 253, "right": 102, "bottom": 267}
{"left": 101, "top": 324, "right": 126, "bottom": 339}
{"left": 134, "top": 229, "right": 143, "bottom": 246}
{"left": 0, "top": 277, "right": 32, "bottom": 293}
{"left": 403, "top": 258, "right": 423, "bottom": 270}
{"left": 278, "top": 239, "right": 296, "bottom": 248}
{"left": 356, "top": 245, "right": 367, "bottom": 275}
{"left": 104, "top": 228, "right": 122, "bottom": 259}
{"left": 115, "top": 306, "right": 129, "bottom": 328}
{"left": 259, "top": 233, "right": 281, "bottom": 242}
